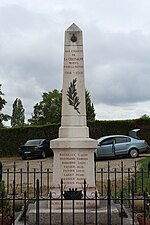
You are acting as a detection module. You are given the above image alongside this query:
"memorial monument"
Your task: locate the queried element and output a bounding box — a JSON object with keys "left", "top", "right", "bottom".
{"left": 28, "top": 23, "right": 121, "bottom": 225}
{"left": 50, "top": 23, "right": 97, "bottom": 199}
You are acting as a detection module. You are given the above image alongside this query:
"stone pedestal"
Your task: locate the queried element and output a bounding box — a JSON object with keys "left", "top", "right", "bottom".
{"left": 27, "top": 201, "right": 121, "bottom": 225}
{"left": 51, "top": 139, "right": 96, "bottom": 191}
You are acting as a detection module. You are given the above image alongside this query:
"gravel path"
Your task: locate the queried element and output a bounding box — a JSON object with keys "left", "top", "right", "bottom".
{"left": 1, "top": 154, "right": 148, "bottom": 171}
{"left": 0, "top": 154, "right": 149, "bottom": 188}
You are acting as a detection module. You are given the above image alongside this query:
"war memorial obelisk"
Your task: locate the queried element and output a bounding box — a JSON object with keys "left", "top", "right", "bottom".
{"left": 50, "top": 23, "right": 97, "bottom": 195}
{"left": 28, "top": 23, "right": 120, "bottom": 225}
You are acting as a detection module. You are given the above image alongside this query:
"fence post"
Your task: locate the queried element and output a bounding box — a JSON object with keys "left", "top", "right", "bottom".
{"left": 40, "top": 162, "right": 43, "bottom": 196}
{"left": 61, "top": 179, "right": 63, "bottom": 225}
{"left": 128, "top": 168, "right": 131, "bottom": 207}
{"left": 24, "top": 191, "right": 27, "bottom": 225}
{"left": 107, "top": 179, "right": 111, "bottom": 225}
{"left": 49, "top": 192, "right": 52, "bottom": 225}
{"left": 121, "top": 161, "right": 124, "bottom": 192}
{"left": 27, "top": 162, "right": 29, "bottom": 198}
{"left": 95, "top": 191, "right": 98, "bottom": 225}
{"left": 7, "top": 168, "right": 9, "bottom": 194}
{"left": 0, "top": 161, "right": 2, "bottom": 181}
{"left": 94, "top": 158, "right": 96, "bottom": 186}
{"left": 84, "top": 179, "right": 86, "bottom": 225}
{"left": 101, "top": 168, "right": 103, "bottom": 196}
{"left": 134, "top": 161, "right": 137, "bottom": 192}
{"left": 12, "top": 180, "right": 16, "bottom": 225}
{"left": 108, "top": 161, "right": 110, "bottom": 180}
{"left": 120, "top": 191, "right": 123, "bottom": 225}
{"left": 36, "top": 179, "right": 40, "bottom": 225}
{"left": 13, "top": 162, "right": 16, "bottom": 190}
{"left": 131, "top": 178, "right": 135, "bottom": 225}
{"left": 143, "top": 191, "right": 146, "bottom": 225}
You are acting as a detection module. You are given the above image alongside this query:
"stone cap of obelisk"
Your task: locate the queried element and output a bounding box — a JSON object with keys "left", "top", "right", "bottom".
{"left": 65, "top": 23, "right": 83, "bottom": 46}
{"left": 66, "top": 23, "right": 81, "bottom": 31}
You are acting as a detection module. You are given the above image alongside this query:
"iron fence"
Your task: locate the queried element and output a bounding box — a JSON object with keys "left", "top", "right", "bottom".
{"left": 0, "top": 178, "right": 149, "bottom": 225}
{"left": 1, "top": 161, "right": 150, "bottom": 196}
{"left": 0, "top": 160, "right": 150, "bottom": 224}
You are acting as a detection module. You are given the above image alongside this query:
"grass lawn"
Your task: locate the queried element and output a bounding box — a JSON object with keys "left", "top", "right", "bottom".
{"left": 136, "top": 156, "right": 150, "bottom": 193}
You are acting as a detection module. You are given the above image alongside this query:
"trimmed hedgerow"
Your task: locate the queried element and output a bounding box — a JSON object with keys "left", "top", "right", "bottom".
{"left": 0, "top": 119, "right": 150, "bottom": 157}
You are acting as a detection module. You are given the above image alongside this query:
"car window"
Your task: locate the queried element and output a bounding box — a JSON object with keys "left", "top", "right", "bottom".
{"left": 100, "top": 138, "right": 114, "bottom": 146}
{"left": 115, "top": 137, "right": 131, "bottom": 144}
{"left": 25, "top": 140, "right": 42, "bottom": 146}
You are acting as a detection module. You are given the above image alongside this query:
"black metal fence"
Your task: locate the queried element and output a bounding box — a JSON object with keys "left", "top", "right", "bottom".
{"left": 0, "top": 161, "right": 150, "bottom": 224}
{"left": 1, "top": 161, "right": 150, "bottom": 196}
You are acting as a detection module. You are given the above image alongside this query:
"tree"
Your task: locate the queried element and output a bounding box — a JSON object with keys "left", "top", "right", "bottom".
{"left": 85, "top": 89, "right": 96, "bottom": 121}
{"left": 140, "top": 114, "right": 150, "bottom": 119}
{"left": 0, "top": 84, "right": 10, "bottom": 127}
{"left": 28, "top": 89, "right": 95, "bottom": 125}
{"left": 11, "top": 98, "right": 25, "bottom": 127}
{"left": 28, "top": 89, "right": 62, "bottom": 125}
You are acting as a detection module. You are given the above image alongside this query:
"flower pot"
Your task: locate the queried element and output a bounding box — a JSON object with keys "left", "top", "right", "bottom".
{"left": 137, "top": 213, "right": 150, "bottom": 225}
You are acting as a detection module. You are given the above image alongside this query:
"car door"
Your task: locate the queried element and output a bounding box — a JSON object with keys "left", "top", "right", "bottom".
{"left": 114, "top": 136, "right": 131, "bottom": 156}
{"left": 97, "top": 137, "right": 115, "bottom": 157}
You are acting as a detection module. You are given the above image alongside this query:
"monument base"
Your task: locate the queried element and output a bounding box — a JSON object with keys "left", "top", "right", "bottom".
{"left": 27, "top": 199, "right": 121, "bottom": 225}
{"left": 48, "top": 187, "right": 99, "bottom": 209}
{"left": 51, "top": 137, "right": 97, "bottom": 191}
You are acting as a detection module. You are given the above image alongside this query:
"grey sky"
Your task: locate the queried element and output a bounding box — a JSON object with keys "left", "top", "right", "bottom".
{"left": 1, "top": 0, "right": 150, "bottom": 123}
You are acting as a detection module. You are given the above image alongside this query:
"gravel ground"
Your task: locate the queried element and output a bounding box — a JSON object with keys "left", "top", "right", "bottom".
{"left": 0, "top": 154, "right": 149, "bottom": 187}
{"left": 1, "top": 154, "right": 149, "bottom": 171}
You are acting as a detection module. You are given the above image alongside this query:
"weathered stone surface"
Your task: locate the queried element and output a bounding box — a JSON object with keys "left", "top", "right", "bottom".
{"left": 50, "top": 23, "right": 97, "bottom": 192}
{"left": 27, "top": 200, "right": 121, "bottom": 225}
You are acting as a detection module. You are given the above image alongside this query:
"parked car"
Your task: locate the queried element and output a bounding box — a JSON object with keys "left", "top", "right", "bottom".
{"left": 18, "top": 139, "right": 53, "bottom": 160}
{"left": 95, "top": 130, "right": 150, "bottom": 160}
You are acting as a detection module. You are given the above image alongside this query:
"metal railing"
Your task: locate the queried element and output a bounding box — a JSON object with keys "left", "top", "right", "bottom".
{"left": 0, "top": 160, "right": 150, "bottom": 224}
{"left": 1, "top": 160, "right": 150, "bottom": 196}
{"left": 0, "top": 178, "right": 149, "bottom": 225}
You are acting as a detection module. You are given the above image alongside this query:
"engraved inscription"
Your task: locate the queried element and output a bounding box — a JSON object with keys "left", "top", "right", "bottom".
{"left": 59, "top": 153, "right": 89, "bottom": 185}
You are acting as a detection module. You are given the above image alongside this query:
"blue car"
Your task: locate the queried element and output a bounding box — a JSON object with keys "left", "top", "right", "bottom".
{"left": 95, "top": 129, "right": 149, "bottom": 160}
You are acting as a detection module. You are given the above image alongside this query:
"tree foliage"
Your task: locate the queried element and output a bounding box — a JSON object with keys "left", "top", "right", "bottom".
{"left": 28, "top": 89, "right": 62, "bottom": 125}
{"left": 11, "top": 98, "right": 25, "bottom": 127}
{"left": 0, "top": 84, "right": 10, "bottom": 127}
{"left": 85, "top": 89, "right": 96, "bottom": 122}
{"left": 28, "top": 89, "right": 95, "bottom": 125}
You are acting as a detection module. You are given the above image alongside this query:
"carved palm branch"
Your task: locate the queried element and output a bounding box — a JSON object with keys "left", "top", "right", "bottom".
{"left": 67, "top": 78, "right": 80, "bottom": 114}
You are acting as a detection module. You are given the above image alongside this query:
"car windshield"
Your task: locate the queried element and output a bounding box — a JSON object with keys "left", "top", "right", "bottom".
{"left": 25, "top": 140, "right": 42, "bottom": 146}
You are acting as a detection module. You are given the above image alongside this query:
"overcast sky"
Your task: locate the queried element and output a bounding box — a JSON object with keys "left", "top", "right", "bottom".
{"left": 1, "top": 0, "right": 150, "bottom": 124}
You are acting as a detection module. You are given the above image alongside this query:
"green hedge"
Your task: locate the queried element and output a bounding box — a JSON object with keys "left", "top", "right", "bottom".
{"left": 0, "top": 119, "right": 150, "bottom": 157}
{"left": 0, "top": 124, "right": 59, "bottom": 157}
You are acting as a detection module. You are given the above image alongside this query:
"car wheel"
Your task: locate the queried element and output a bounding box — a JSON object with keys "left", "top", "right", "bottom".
{"left": 129, "top": 149, "right": 138, "bottom": 158}
{"left": 41, "top": 151, "right": 46, "bottom": 158}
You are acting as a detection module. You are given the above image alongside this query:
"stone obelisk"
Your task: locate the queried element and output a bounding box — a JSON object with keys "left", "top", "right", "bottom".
{"left": 28, "top": 24, "right": 120, "bottom": 225}
{"left": 50, "top": 23, "right": 97, "bottom": 195}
